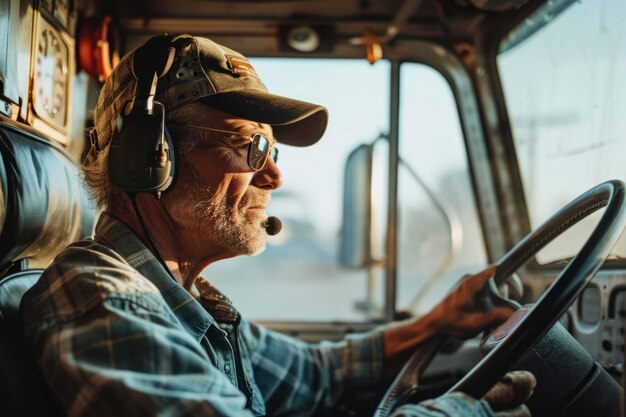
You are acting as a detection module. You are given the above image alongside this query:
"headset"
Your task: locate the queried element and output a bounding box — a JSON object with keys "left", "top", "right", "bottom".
{"left": 107, "top": 35, "right": 176, "bottom": 198}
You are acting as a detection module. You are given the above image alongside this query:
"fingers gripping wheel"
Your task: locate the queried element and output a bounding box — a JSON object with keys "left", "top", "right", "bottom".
{"left": 107, "top": 35, "right": 176, "bottom": 196}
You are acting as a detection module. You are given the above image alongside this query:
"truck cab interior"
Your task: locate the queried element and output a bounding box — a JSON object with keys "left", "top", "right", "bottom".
{"left": 0, "top": 0, "right": 625, "bottom": 416}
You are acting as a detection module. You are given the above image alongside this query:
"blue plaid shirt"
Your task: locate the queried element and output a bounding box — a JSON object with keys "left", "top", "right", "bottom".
{"left": 22, "top": 213, "right": 495, "bottom": 417}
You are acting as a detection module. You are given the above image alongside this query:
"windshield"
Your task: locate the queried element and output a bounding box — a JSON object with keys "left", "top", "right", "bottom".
{"left": 207, "top": 58, "right": 390, "bottom": 321}
{"left": 497, "top": 0, "right": 626, "bottom": 264}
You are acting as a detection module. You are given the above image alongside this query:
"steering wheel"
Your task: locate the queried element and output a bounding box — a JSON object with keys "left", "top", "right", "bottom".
{"left": 375, "top": 180, "right": 626, "bottom": 417}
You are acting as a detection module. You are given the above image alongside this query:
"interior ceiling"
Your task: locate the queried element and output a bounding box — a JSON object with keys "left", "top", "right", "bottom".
{"left": 99, "top": 0, "right": 531, "bottom": 58}
{"left": 113, "top": 0, "right": 437, "bottom": 20}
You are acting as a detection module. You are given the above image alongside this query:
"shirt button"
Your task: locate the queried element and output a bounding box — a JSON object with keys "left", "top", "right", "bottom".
{"left": 224, "top": 364, "right": 231, "bottom": 373}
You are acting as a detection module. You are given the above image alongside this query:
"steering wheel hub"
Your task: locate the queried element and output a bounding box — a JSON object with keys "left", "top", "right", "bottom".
{"left": 483, "top": 306, "right": 530, "bottom": 347}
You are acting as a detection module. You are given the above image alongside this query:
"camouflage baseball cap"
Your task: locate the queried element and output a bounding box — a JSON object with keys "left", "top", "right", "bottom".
{"left": 93, "top": 34, "right": 328, "bottom": 150}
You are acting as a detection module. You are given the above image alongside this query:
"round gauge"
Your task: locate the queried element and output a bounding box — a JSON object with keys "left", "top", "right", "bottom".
{"left": 32, "top": 18, "right": 69, "bottom": 129}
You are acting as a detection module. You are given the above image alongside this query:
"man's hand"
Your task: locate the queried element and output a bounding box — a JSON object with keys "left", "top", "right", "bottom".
{"left": 482, "top": 371, "right": 536, "bottom": 417}
{"left": 382, "top": 266, "right": 514, "bottom": 379}
{"left": 428, "top": 265, "right": 514, "bottom": 339}
{"left": 393, "top": 371, "right": 536, "bottom": 417}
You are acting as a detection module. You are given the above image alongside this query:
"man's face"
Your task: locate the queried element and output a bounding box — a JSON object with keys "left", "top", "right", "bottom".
{"left": 163, "top": 103, "right": 282, "bottom": 260}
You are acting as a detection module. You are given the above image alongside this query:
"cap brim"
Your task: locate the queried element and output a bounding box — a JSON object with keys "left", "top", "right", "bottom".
{"left": 201, "top": 90, "right": 328, "bottom": 147}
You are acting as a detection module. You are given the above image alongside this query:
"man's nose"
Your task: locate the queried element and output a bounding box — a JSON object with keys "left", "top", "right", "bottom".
{"left": 251, "top": 157, "right": 282, "bottom": 190}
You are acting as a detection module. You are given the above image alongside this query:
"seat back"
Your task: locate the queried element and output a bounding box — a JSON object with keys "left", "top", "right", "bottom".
{"left": 0, "top": 271, "right": 64, "bottom": 416}
{"left": 0, "top": 116, "right": 95, "bottom": 416}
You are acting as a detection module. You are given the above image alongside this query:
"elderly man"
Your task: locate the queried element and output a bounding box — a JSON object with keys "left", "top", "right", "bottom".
{"left": 22, "top": 34, "right": 534, "bottom": 417}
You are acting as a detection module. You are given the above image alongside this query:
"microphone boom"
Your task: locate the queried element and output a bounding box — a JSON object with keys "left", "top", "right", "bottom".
{"left": 263, "top": 216, "right": 282, "bottom": 236}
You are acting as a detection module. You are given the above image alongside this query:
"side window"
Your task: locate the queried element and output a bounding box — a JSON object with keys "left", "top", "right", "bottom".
{"left": 208, "top": 59, "right": 390, "bottom": 322}
{"left": 397, "top": 63, "right": 487, "bottom": 316}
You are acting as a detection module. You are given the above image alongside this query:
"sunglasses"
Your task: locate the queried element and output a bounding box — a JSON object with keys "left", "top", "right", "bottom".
{"left": 167, "top": 123, "right": 278, "bottom": 171}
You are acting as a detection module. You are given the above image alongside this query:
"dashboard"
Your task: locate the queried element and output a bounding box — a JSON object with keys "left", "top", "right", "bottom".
{"left": 570, "top": 271, "right": 626, "bottom": 375}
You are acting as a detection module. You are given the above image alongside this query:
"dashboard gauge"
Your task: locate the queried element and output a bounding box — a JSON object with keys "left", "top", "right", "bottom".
{"left": 578, "top": 284, "right": 601, "bottom": 325}
{"left": 32, "top": 16, "right": 69, "bottom": 131}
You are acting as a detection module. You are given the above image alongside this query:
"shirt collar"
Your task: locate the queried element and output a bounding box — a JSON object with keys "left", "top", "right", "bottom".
{"left": 94, "top": 212, "right": 215, "bottom": 341}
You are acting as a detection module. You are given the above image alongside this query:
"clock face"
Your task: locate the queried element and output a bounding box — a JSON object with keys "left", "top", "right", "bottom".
{"left": 32, "top": 17, "right": 69, "bottom": 130}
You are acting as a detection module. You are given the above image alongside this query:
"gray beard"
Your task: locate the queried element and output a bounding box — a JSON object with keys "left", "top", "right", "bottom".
{"left": 170, "top": 183, "right": 266, "bottom": 257}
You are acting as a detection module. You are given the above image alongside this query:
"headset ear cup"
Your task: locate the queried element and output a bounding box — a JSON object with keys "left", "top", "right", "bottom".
{"left": 107, "top": 35, "right": 176, "bottom": 196}
{"left": 108, "top": 109, "right": 174, "bottom": 194}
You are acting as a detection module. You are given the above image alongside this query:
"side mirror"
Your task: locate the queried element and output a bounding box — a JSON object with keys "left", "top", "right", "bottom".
{"left": 340, "top": 143, "right": 374, "bottom": 268}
